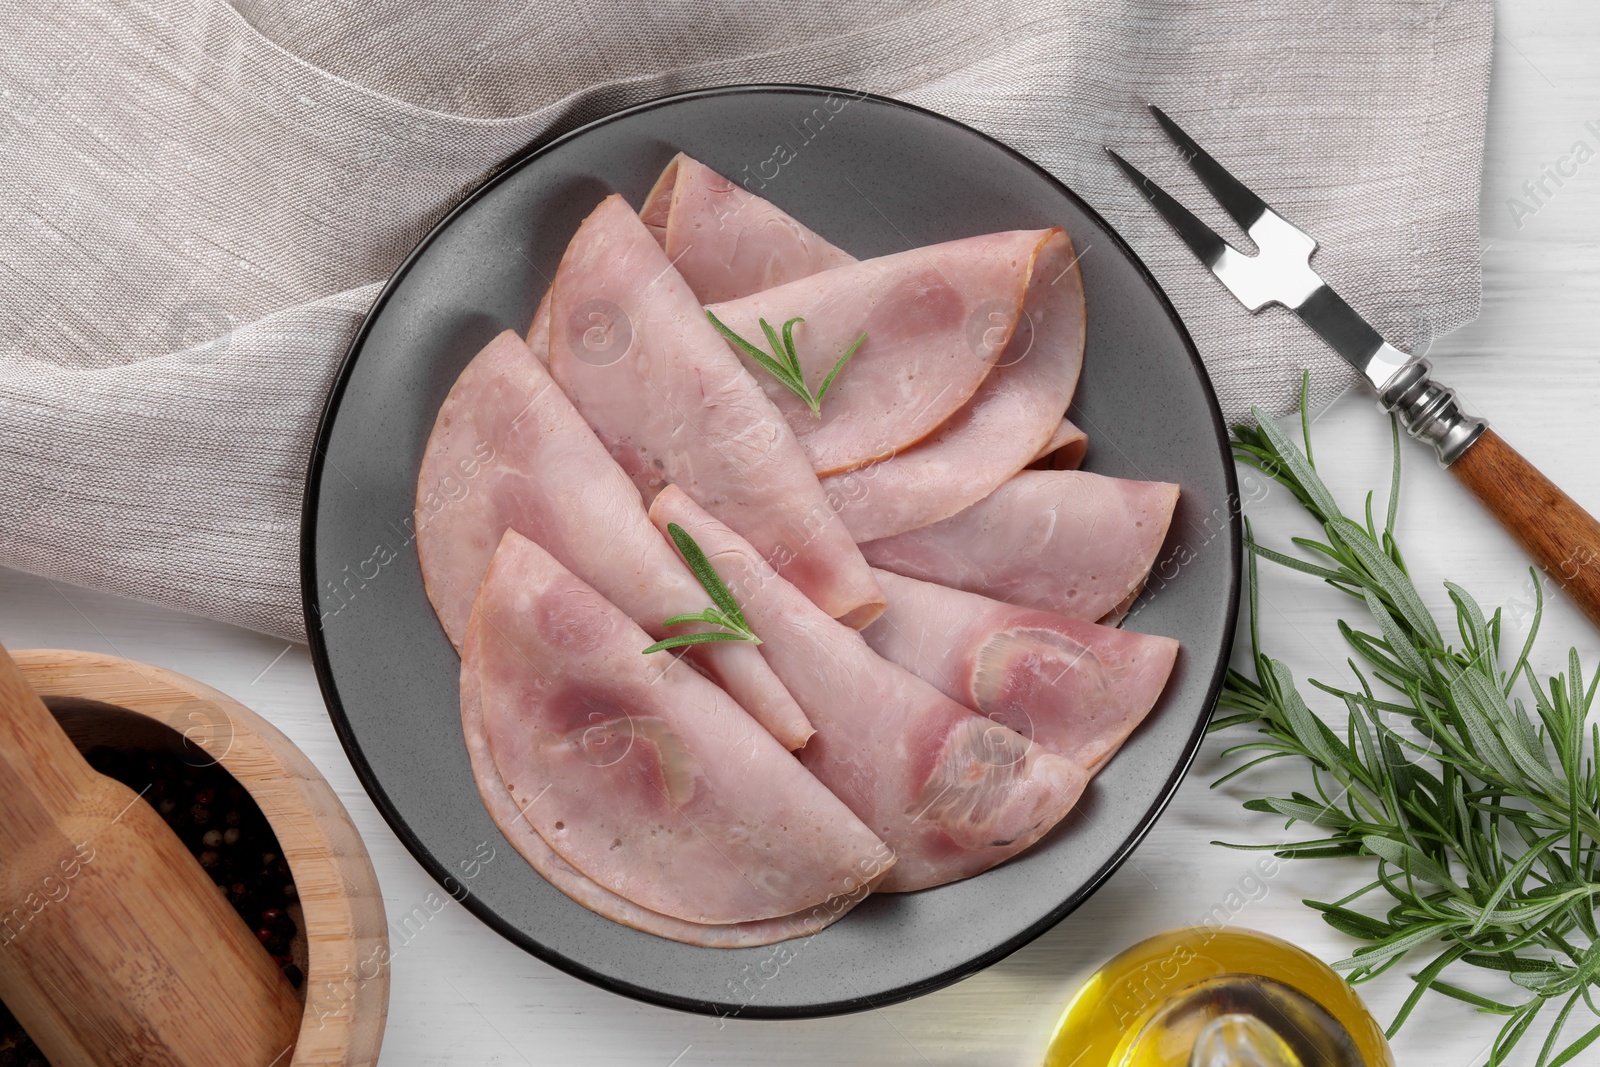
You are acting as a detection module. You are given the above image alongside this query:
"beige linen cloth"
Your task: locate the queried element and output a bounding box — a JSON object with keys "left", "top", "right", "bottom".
{"left": 0, "top": 0, "right": 1493, "bottom": 640}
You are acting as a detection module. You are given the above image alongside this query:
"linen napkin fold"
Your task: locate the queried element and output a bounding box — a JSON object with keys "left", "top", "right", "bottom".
{"left": 0, "top": 0, "right": 1493, "bottom": 640}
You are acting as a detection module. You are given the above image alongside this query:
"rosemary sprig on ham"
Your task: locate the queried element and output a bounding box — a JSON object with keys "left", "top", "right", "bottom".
{"left": 706, "top": 311, "right": 865, "bottom": 418}
{"left": 642, "top": 522, "right": 760, "bottom": 653}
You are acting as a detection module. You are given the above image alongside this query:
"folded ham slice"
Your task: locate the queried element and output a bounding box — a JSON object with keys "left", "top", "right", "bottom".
{"left": 642, "top": 155, "right": 1088, "bottom": 537}
{"left": 820, "top": 229, "right": 1086, "bottom": 540}
{"left": 1028, "top": 418, "right": 1087, "bottom": 470}
{"left": 545, "top": 194, "right": 884, "bottom": 627}
{"left": 860, "top": 470, "right": 1179, "bottom": 623}
{"left": 862, "top": 570, "right": 1178, "bottom": 773}
{"left": 640, "top": 153, "right": 854, "bottom": 304}
{"left": 649, "top": 485, "right": 1086, "bottom": 893}
{"left": 462, "top": 529, "right": 893, "bottom": 929}
{"left": 463, "top": 644, "right": 873, "bottom": 947}
{"left": 705, "top": 230, "right": 1063, "bottom": 477}
{"left": 415, "top": 329, "right": 812, "bottom": 749}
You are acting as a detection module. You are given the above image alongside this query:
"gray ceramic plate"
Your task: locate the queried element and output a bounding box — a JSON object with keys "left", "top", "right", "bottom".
{"left": 302, "top": 85, "right": 1239, "bottom": 1018}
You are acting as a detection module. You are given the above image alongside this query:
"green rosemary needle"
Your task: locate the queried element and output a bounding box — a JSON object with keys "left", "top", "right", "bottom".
{"left": 1215, "top": 375, "right": 1600, "bottom": 1067}
{"left": 641, "top": 522, "right": 760, "bottom": 655}
{"left": 706, "top": 310, "right": 865, "bottom": 418}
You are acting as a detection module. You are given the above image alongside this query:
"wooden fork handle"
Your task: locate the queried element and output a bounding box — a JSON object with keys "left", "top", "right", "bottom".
{"left": 1449, "top": 429, "right": 1600, "bottom": 628}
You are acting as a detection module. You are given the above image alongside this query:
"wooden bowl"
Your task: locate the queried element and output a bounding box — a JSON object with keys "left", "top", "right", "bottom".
{"left": 12, "top": 649, "right": 388, "bottom": 1067}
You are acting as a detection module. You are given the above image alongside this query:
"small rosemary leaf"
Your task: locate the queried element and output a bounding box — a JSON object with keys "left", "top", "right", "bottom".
{"left": 1249, "top": 794, "right": 1355, "bottom": 830}
{"left": 665, "top": 522, "right": 745, "bottom": 626}
{"left": 1492, "top": 1004, "right": 1547, "bottom": 1067}
{"left": 1209, "top": 838, "right": 1335, "bottom": 851}
{"left": 1339, "top": 687, "right": 1417, "bottom": 717}
{"left": 1344, "top": 694, "right": 1368, "bottom": 767}
{"left": 816, "top": 331, "right": 866, "bottom": 404}
{"left": 1339, "top": 621, "right": 1413, "bottom": 684}
{"left": 1247, "top": 538, "right": 1349, "bottom": 581}
{"left": 1574, "top": 899, "right": 1599, "bottom": 947}
{"left": 1446, "top": 581, "right": 1493, "bottom": 673}
{"left": 1275, "top": 843, "right": 1366, "bottom": 859}
{"left": 1388, "top": 943, "right": 1470, "bottom": 1037}
{"left": 1333, "top": 920, "right": 1454, "bottom": 970}
{"left": 1510, "top": 694, "right": 1548, "bottom": 767}
{"left": 763, "top": 318, "right": 808, "bottom": 397}
{"left": 1461, "top": 670, "right": 1564, "bottom": 792}
{"left": 1299, "top": 370, "right": 1315, "bottom": 464}
{"left": 1328, "top": 516, "right": 1442, "bottom": 647}
{"left": 1570, "top": 647, "right": 1586, "bottom": 732}
{"left": 641, "top": 631, "right": 760, "bottom": 654}
{"left": 659, "top": 610, "right": 717, "bottom": 628}
{"left": 1292, "top": 534, "right": 1359, "bottom": 570}
{"left": 1427, "top": 980, "right": 1520, "bottom": 1014}
{"left": 1510, "top": 968, "right": 1567, "bottom": 993}
{"left": 1454, "top": 893, "right": 1587, "bottom": 935}
{"left": 1462, "top": 954, "right": 1565, "bottom": 975}
{"left": 1210, "top": 752, "right": 1297, "bottom": 787}
{"left": 1465, "top": 831, "right": 1561, "bottom": 940}
{"left": 1361, "top": 835, "right": 1459, "bottom": 891}
{"left": 1307, "top": 900, "right": 1396, "bottom": 939}
{"left": 1536, "top": 991, "right": 1585, "bottom": 1067}
{"left": 1362, "top": 587, "right": 1433, "bottom": 680}
{"left": 1252, "top": 407, "right": 1343, "bottom": 520}
{"left": 1329, "top": 878, "right": 1387, "bottom": 910}
{"left": 1244, "top": 516, "right": 1264, "bottom": 661}
{"left": 1268, "top": 659, "right": 1353, "bottom": 772}
{"left": 1350, "top": 952, "right": 1410, "bottom": 984}
{"left": 1508, "top": 567, "right": 1547, "bottom": 690}
{"left": 778, "top": 317, "right": 805, "bottom": 381}
{"left": 759, "top": 316, "right": 787, "bottom": 361}
{"left": 1349, "top": 701, "right": 1390, "bottom": 796}
{"left": 1545, "top": 1019, "right": 1600, "bottom": 1067}
{"left": 1448, "top": 670, "right": 1536, "bottom": 784}
{"left": 1544, "top": 939, "right": 1600, "bottom": 998}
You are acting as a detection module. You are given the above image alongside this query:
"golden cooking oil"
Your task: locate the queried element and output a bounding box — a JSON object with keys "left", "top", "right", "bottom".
{"left": 1043, "top": 928, "right": 1394, "bottom": 1067}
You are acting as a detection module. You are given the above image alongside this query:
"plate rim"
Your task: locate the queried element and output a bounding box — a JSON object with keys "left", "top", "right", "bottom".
{"left": 299, "top": 82, "right": 1242, "bottom": 1018}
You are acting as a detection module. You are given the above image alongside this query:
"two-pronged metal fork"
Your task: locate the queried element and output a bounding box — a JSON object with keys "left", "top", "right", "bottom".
{"left": 1111, "top": 106, "right": 1600, "bottom": 629}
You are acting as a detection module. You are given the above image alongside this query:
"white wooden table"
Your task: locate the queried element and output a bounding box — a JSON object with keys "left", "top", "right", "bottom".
{"left": 6, "top": 4, "right": 1600, "bottom": 1064}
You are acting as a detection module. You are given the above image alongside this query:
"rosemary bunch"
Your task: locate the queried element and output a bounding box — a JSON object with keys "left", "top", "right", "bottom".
{"left": 1216, "top": 380, "right": 1600, "bottom": 1067}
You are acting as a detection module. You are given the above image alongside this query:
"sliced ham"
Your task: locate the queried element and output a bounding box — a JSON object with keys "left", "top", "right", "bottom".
{"left": 862, "top": 570, "right": 1178, "bottom": 773}
{"left": 649, "top": 485, "right": 1086, "bottom": 894}
{"left": 860, "top": 470, "right": 1179, "bottom": 623}
{"left": 462, "top": 529, "right": 893, "bottom": 928}
{"left": 642, "top": 156, "right": 1089, "bottom": 538}
{"left": 640, "top": 153, "right": 854, "bottom": 304}
{"left": 821, "top": 230, "right": 1086, "bottom": 540}
{"left": 545, "top": 194, "right": 884, "bottom": 628}
{"left": 1028, "top": 418, "right": 1087, "bottom": 470}
{"left": 462, "top": 645, "right": 871, "bottom": 947}
{"left": 705, "top": 230, "right": 1064, "bottom": 477}
{"left": 416, "top": 329, "right": 812, "bottom": 749}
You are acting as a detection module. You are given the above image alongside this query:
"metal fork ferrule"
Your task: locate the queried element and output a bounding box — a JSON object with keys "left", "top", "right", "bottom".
{"left": 1375, "top": 358, "right": 1488, "bottom": 467}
